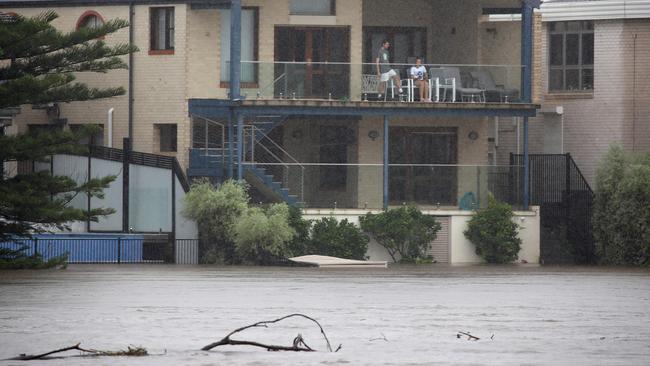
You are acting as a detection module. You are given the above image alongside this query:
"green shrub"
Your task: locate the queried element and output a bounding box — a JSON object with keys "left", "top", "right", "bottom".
{"left": 594, "top": 145, "right": 650, "bottom": 265}
{"left": 182, "top": 179, "right": 249, "bottom": 264}
{"left": 285, "top": 205, "right": 312, "bottom": 257}
{"left": 233, "top": 203, "right": 295, "bottom": 264}
{"left": 0, "top": 245, "right": 68, "bottom": 269}
{"left": 464, "top": 195, "right": 521, "bottom": 264}
{"left": 360, "top": 206, "right": 440, "bottom": 263}
{"left": 308, "top": 217, "right": 369, "bottom": 260}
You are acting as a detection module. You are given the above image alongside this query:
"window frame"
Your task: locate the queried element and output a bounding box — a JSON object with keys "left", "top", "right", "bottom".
{"left": 149, "top": 7, "right": 175, "bottom": 55}
{"left": 219, "top": 7, "right": 260, "bottom": 88}
{"left": 548, "top": 21, "right": 594, "bottom": 92}
{"left": 157, "top": 124, "right": 177, "bottom": 152}
{"left": 76, "top": 10, "right": 105, "bottom": 31}
{"left": 289, "top": 0, "right": 336, "bottom": 16}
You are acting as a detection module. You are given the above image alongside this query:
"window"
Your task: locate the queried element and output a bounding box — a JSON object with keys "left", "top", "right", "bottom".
{"left": 76, "top": 11, "right": 104, "bottom": 30}
{"left": 220, "top": 8, "right": 258, "bottom": 86}
{"left": 290, "top": 0, "right": 335, "bottom": 16}
{"left": 319, "top": 125, "right": 350, "bottom": 190}
{"left": 70, "top": 124, "right": 104, "bottom": 146}
{"left": 150, "top": 7, "right": 174, "bottom": 54}
{"left": 157, "top": 124, "right": 177, "bottom": 152}
{"left": 549, "top": 21, "right": 593, "bottom": 91}
{"left": 363, "top": 27, "right": 426, "bottom": 73}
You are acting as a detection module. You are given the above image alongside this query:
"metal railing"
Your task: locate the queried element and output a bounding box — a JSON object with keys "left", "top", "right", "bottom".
{"left": 1, "top": 238, "right": 200, "bottom": 264}
{"left": 230, "top": 162, "right": 524, "bottom": 210}
{"left": 242, "top": 125, "right": 305, "bottom": 202}
{"left": 236, "top": 61, "right": 523, "bottom": 103}
{"left": 190, "top": 116, "right": 227, "bottom": 169}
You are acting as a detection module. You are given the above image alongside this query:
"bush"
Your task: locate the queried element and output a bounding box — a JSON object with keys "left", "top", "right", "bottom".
{"left": 285, "top": 205, "right": 312, "bottom": 257}
{"left": 464, "top": 195, "right": 521, "bottom": 264}
{"left": 594, "top": 145, "right": 650, "bottom": 265}
{"left": 360, "top": 206, "right": 440, "bottom": 263}
{"left": 308, "top": 217, "right": 369, "bottom": 260}
{"left": 182, "top": 179, "right": 249, "bottom": 264}
{"left": 233, "top": 203, "right": 296, "bottom": 264}
{"left": 0, "top": 245, "right": 68, "bottom": 269}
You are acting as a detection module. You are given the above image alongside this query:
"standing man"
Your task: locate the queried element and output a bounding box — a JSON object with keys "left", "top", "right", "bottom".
{"left": 376, "top": 40, "right": 402, "bottom": 100}
{"left": 410, "top": 57, "right": 431, "bottom": 102}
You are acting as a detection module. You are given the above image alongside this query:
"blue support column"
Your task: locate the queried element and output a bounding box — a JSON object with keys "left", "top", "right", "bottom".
{"left": 227, "top": 110, "right": 234, "bottom": 179}
{"left": 523, "top": 117, "right": 530, "bottom": 209}
{"left": 521, "top": 1, "right": 535, "bottom": 104}
{"left": 230, "top": 0, "right": 241, "bottom": 101}
{"left": 521, "top": 0, "right": 537, "bottom": 210}
{"left": 383, "top": 115, "right": 389, "bottom": 210}
{"left": 237, "top": 113, "right": 244, "bottom": 181}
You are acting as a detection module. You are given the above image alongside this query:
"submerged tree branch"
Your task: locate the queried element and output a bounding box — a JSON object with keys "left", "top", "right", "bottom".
{"left": 7, "top": 343, "right": 147, "bottom": 360}
{"left": 202, "top": 313, "right": 339, "bottom": 352}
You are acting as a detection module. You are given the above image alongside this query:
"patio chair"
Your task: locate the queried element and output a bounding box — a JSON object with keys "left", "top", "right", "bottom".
{"left": 429, "top": 68, "right": 453, "bottom": 102}
{"left": 441, "top": 67, "right": 485, "bottom": 103}
{"left": 470, "top": 70, "right": 520, "bottom": 103}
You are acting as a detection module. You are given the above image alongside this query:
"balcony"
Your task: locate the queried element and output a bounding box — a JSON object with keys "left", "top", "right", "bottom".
{"left": 227, "top": 61, "right": 524, "bottom": 104}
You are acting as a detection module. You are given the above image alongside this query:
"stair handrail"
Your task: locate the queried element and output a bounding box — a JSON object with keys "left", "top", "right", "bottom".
{"left": 243, "top": 125, "right": 305, "bottom": 203}
{"left": 192, "top": 116, "right": 226, "bottom": 168}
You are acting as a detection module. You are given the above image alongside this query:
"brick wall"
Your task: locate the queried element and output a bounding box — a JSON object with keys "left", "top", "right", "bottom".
{"left": 497, "top": 18, "right": 650, "bottom": 187}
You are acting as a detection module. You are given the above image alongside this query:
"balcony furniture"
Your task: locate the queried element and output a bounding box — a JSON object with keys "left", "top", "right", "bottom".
{"left": 429, "top": 68, "right": 455, "bottom": 102}
{"left": 470, "top": 70, "right": 519, "bottom": 103}
{"left": 442, "top": 67, "right": 485, "bottom": 103}
{"left": 362, "top": 74, "right": 379, "bottom": 101}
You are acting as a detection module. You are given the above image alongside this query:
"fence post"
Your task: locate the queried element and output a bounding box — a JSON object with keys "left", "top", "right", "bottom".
{"left": 33, "top": 237, "right": 38, "bottom": 257}
{"left": 117, "top": 237, "right": 122, "bottom": 264}
{"left": 565, "top": 153, "right": 571, "bottom": 220}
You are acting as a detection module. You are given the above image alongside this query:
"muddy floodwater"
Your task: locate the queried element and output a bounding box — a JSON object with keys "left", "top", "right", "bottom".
{"left": 1, "top": 265, "right": 649, "bottom": 365}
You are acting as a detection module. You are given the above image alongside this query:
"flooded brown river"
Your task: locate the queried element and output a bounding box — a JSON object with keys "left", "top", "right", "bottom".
{"left": 1, "top": 265, "right": 649, "bottom": 365}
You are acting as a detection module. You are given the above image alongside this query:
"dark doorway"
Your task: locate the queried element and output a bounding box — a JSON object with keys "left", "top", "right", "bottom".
{"left": 389, "top": 127, "right": 457, "bottom": 205}
{"left": 275, "top": 26, "right": 350, "bottom": 99}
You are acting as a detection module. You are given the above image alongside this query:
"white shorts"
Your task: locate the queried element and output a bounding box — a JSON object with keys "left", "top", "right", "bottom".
{"left": 380, "top": 69, "right": 397, "bottom": 82}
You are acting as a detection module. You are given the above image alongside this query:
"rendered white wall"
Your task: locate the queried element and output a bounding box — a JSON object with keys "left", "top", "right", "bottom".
{"left": 175, "top": 176, "right": 198, "bottom": 239}
{"left": 90, "top": 158, "right": 123, "bottom": 231}
{"left": 303, "top": 206, "right": 541, "bottom": 264}
{"left": 129, "top": 165, "right": 172, "bottom": 232}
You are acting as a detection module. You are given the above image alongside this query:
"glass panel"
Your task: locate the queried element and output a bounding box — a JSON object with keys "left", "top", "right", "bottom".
{"left": 290, "top": 0, "right": 333, "bottom": 15}
{"left": 550, "top": 34, "right": 564, "bottom": 66}
{"left": 565, "top": 69, "right": 579, "bottom": 90}
{"left": 549, "top": 22, "right": 564, "bottom": 32}
{"left": 582, "top": 33, "right": 594, "bottom": 65}
{"left": 220, "top": 9, "right": 256, "bottom": 82}
{"left": 566, "top": 34, "right": 579, "bottom": 65}
{"left": 582, "top": 68, "right": 593, "bottom": 90}
{"left": 393, "top": 33, "right": 409, "bottom": 65}
{"left": 583, "top": 21, "right": 594, "bottom": 31}
{"left": 549, "top": 69, "right": 563, "bottom": 91}
{"left": 566, "top": 21, "right": 581, "bottom": 31}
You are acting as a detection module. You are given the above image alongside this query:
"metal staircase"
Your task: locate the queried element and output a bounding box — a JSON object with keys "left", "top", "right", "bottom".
{"left": 188, "top": 115, "right": 304, "bottom": 206}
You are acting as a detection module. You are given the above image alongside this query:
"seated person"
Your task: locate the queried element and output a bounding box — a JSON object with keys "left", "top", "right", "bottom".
{"left": 410, "top": 57, "right": 431, "bottom": 102}
{"left": 376, "top": 40, "right": 403, "bottom": 99}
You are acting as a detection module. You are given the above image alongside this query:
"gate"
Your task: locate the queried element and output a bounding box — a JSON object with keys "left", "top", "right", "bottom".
{"left": 512, "top": 154, "right": 595, "bottom": 264}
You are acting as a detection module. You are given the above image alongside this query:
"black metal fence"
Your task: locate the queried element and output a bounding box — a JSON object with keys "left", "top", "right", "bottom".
{"left": 512, "top": 153, "right": 595, "bottom": 264}
{"left": 0, "top": 238, "right": 199, "bottom": 264}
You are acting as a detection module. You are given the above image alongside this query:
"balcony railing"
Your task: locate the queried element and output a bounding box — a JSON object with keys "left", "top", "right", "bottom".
{"left": 223, "top": 61, "right": 523, "bottom": 103}
{"left": 232, "top": 162, "right": 524, "bottom": 210}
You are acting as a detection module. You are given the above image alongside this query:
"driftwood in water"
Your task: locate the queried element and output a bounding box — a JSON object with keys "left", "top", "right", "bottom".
{"left": 8, "top": 343, "right": 148, "bottom": 360}
{"left": 457, "top": 331, "right": 480, "bottom": 341}
{"left": 202, "top": 313, "right": 340, "bottom": 352}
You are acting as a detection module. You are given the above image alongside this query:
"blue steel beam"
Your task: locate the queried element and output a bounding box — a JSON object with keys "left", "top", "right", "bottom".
{"left": 383, "top": 115, "right": 389, "bottom": 210}
{"left": 227, "top": 110, "right": 234, "bottom": 179}
{"left": 236, "top": 113, "right": 244, "bottom": 180}
{"left": 229, "top": 0, "right": 241, "bottom": 101}
{"left": 521, "top": 0, "right": 536, "bottom": 210}
{"left": 188, "top": 101, "right": 538, "bottom": 119}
